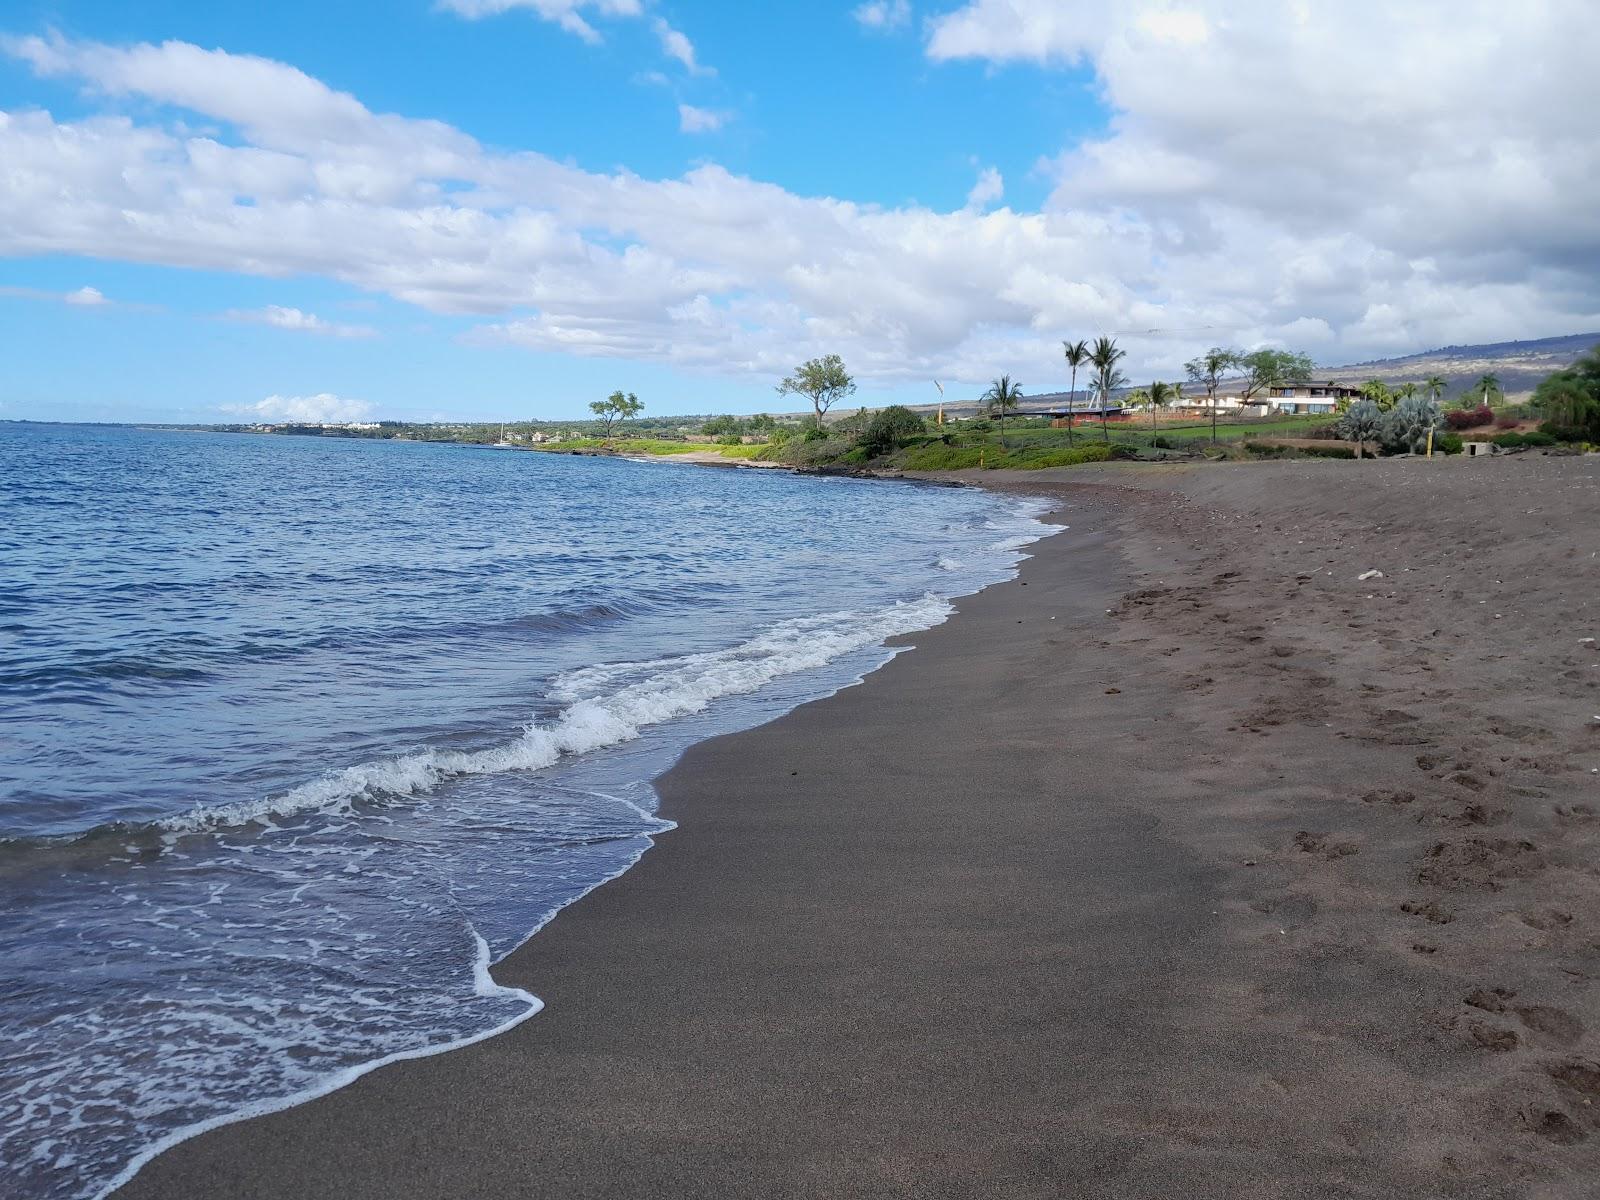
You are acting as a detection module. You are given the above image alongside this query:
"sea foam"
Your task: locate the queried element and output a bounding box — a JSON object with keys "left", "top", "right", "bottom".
{"left": 159, "top": 594, "right": 954, "bottom": 835}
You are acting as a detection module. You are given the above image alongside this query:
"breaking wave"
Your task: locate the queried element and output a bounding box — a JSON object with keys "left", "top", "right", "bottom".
{"left": 159, "top": 595, "right": 953, "bottom": 835}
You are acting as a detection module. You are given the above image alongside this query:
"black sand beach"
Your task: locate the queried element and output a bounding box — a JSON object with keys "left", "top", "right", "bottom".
{"left": 119, "top": 456, "right": 1600, "bottom": 1199}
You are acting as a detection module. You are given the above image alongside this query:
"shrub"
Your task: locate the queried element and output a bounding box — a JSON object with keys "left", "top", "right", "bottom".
{"left": 1302, "top": 443, "right": 1356, "bottom": 459}
{"left": 1437, "top": 433, "right": 1464, "bottom": 455}
{"left": 1012, "top": 443, "right": 1119, "bottom": 469}
{"left": 1304, "top": 423, "right": 1340, "bottom": 440}
{"left": 1337, "top": 399, "right": 1384, "bottom": 447}
{"left": 859, "top": 405, "right": 927, "bottom": 456}
{"left": 717, "top": 433, "right": 743, "bottom": 446}
{"left": 1539, "top": 422, "right": 1588, "bottom": 443}
{"left": 1379, "top": 396, "right": 1443, "bottom": 455}
{"left": 717, "top": 443, "right": 774, "bottom": 460}
{"left": 1494, "top": 413, "right": 1519, "bottom": 429}
{"left": 1492, "top": 430, "right": 1559, "bottom": 449}
{"left": 1445, "top": 405, "right": 1494, "bottom": 431}
{"left": 895, "top": 441, "right": 1119, "bottom": 472}
{"left": 899, "top": 444, "right": 988, "bottom": 470}
{"left": 777, "top": 435, "right": 854, "bottom": 465}
{"left": 1244, "top": 440, "right": 1294, "bottom": 458}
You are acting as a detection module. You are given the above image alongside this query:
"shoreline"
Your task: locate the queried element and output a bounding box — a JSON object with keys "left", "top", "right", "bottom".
{"left": 118, "top": 455, "right": 1600, "bottom": 1198}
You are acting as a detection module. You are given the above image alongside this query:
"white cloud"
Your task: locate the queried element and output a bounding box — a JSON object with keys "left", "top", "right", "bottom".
{"left": 965, "top": 166, "right": 1003, "bottom": 211}
{"left": 435, "top": 0, "right": 643, "bottom": 44}
{"left": 853, "top": 0, "right": 912, "bottom": 32}
{"left": 677, "top": 103, "right": 729, "bottom": 134}
{"left": 652, "top": 18, "right": 710, "bottom": 75}
{"left": 225, "top": 304, "right": 377, "bottom": 338}
{"left": 2, "top": 21, "right": 1599, "bottom": 393}
{"left": 226, "top": 393, "right": 375, "bottom": 423}
{"left": 1, "top": 283, "right": 112, "bottom": 306}
{"left": 927, "top": 0, "right": 1099, "bottom": 63}
{"left": 436, "top": 0, "right": 714, "bottom": 78}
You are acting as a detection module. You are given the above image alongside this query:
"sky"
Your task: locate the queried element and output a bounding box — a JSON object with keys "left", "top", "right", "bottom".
{"left": 2, "top": 1, "right": 1598, "bottom": 425}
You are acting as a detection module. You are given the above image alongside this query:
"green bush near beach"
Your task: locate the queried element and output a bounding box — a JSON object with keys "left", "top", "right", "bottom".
{"left": 1243, "top": 441, "right": 1357, "bottom": 459}
{"left": 539, "top": 438, "right": 701, "bottom": 455}
{"left": 716, "top": 443, "right": 777, "bottom": 460}
{"left": 894, "top": 441, "right": 1119, "bottom": 471}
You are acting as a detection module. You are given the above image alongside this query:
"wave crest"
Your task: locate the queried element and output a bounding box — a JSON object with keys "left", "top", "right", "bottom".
{"left": 158, "top": 595, "right": 953, "bottom": 835}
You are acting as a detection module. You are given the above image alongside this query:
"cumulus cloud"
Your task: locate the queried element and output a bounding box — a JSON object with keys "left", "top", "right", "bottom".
{"left": 2, "top": 16, "right": 1599, "bottom": 391}
{"left": 226, "top": 393, "right": 375, "bottom": 423}
{"left": 853, "top": 0, "right": 911, "bottom": 32}
{"left": 225, "top": 304, "right": 377, "bottom": 337}
{"left": 677, "top": 103, "right": 729, "bottom": 134}
{"left": 65, "top": 286, "right": 108, "bottom": 305}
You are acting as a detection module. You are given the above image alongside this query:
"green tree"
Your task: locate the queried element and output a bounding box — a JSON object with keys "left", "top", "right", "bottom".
{"left": 981, "top": 374, "right": 1024, "bottom": 449}
{"left": 1396, "top": 381, "right": 1419, "bottom": 404}
{"left": 1184, "top": 347, "right": 1239, "bottom": 445}
{"left": 1532, "top": 345, "right": 1600, "bottom": 440}
{"left": 1424, "top": 374, "right": 1448, "bottom": 405}
{"left": 702, "top": 414, "right": 741, "bottom": 437}
{"left": 1337, "top": 399, "right": 1384, "bottom": 459}
{"left": 589, "top": 390, "right": 643, "bottom": 438}
{"left": 1089, "top": 336, "right": 1127, "bottom": 443}
{"left": 1238, "top": 349, "right": 1314, "bottom": 413}
{"left": 777, "top": 354, "right": 856, "bottom": 427}
{"left": 1062, "top": 339, "right": 1089, "bottom": 447}
{"left": 860, "top": 405, "right": 927, "bottom": 456}
{"left": 1145, "top": 379, "right": 1174, "bottom": 445}
{"left": 748, "top": 412, "right": 777, "bottom": 434}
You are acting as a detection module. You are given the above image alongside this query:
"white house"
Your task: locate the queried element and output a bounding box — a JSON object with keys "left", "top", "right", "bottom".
{"left": 1181, "top": 381, "right": 1361, "bottom": 417}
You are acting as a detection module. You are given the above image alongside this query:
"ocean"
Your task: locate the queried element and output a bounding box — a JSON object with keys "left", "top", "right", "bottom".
{"left": 0, "top": 423, "right": 1051, "bottom": 1199}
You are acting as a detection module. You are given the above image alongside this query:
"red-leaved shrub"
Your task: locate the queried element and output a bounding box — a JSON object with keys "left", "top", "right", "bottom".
{"left": 1448, "top": 405, "right": 1496, "bottom": 430}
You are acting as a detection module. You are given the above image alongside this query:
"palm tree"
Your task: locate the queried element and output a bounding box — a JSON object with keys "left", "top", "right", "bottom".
{"left": 1146, "top": 380, "right": 1174, "bottom": 445}
{"left": 1089, "top": 336, "right": 1127, "bottom": 443}
{"left": 1478, "top": 372, "right": 1501, "bottom": 407}
{"left": 1424, "top": 374, "right": 1448, "bottom": 406}
{"left": 1397, "top": 381, "right": 1419, "bottom": 404}
{"left": 982, "top": 374, "right": 1023, "bottom": 450}
{"left": 1360, "top": 378, "right": 1394, "bottom": 411}
{"left": 1062, "top": 339, "right": 1088, "bottom": 448}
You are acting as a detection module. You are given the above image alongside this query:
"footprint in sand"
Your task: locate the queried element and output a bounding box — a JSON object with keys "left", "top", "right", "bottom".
{"left": 1417, "top": 838, "right": 1545, "bottom": 891}
{"left": 1401, "top": 899, "right": 1454, "bottom": 924}
{"left": 1293, "top": 831, "right": 1359, "bottom": 859}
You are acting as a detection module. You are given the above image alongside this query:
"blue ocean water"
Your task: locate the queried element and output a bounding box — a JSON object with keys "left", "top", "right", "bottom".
{"left": 0, "top": 423, "right": 1050, "bottom": 1199}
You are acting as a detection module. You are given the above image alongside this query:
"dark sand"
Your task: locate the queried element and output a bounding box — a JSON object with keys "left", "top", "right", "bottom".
{"left": 119, "top": 455, "right": 1600, "bottom": 1198}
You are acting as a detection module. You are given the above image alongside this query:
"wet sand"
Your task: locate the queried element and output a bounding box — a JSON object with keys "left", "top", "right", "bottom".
{"left": 119, "top": 454, "right": 1600, "bottom": 1198}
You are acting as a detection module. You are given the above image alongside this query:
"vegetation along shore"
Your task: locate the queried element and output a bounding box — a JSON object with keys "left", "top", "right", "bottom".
{"left": 109, "top": 332, "right": 1600, "bottom": 475}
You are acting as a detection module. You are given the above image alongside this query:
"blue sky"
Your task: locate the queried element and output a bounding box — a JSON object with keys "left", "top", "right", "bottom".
{"left": 2, "top": 1, "right": 1596, "bottom": 423}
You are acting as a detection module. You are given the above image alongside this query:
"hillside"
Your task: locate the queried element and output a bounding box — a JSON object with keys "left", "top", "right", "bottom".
{"left": 944, "top": 331, "right": 1600, "bottom": 411}
{"left": 1319, "top": 331, "right": 1599, "bottom": 398}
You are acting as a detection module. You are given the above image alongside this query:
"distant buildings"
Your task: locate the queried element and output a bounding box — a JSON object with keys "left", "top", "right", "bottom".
{"left": 1179, "top": 381, "right": 1362, "bottom": 417}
